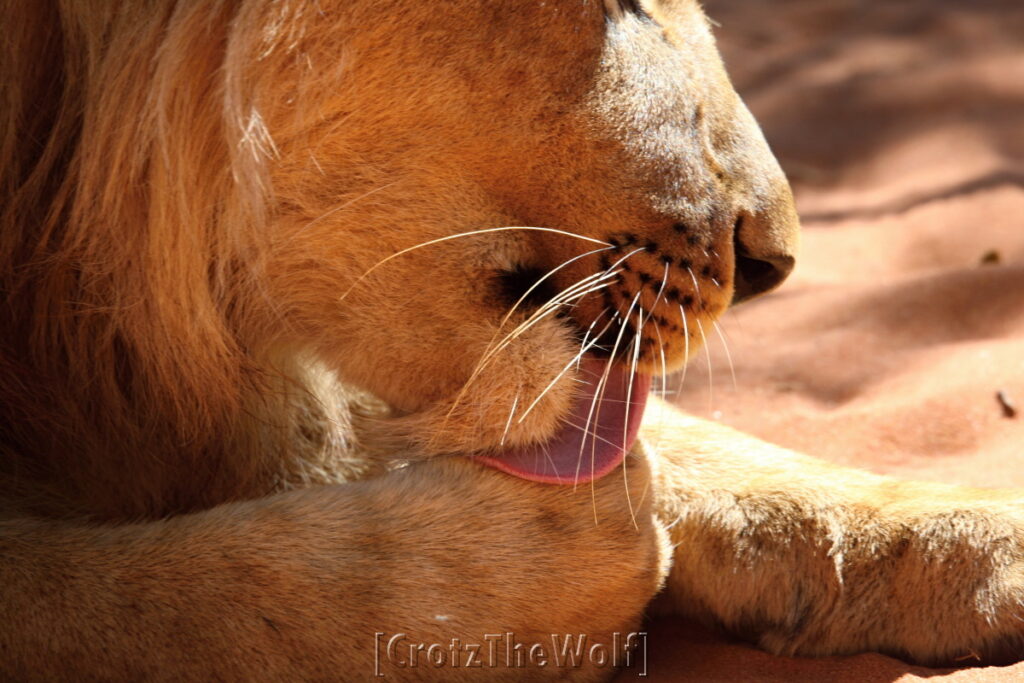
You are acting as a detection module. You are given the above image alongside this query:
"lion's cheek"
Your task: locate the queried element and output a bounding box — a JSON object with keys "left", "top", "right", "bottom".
{"left": 424, "top": 326, "right": 583, "bottom": 454}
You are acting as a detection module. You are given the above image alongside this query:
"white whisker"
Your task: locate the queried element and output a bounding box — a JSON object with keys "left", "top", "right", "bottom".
{"left": 340, "top": 226, "right": 610, "bottom": 302}
{"left": 500, "top": 393, "right": 520, "bottom": 447}
{"left": 444, "top": 270, "right": 620, "bottom": 427}
{"left": 713, "top": 319, "right": 737, "bottom": 392}
{"left": 678, "top": 304, "right": 690, "bottom": 389}
{"left": 463, "top": 260, "right": 621, "bottom": 394}
{"left": 560, "top": 418, "right": 629, "bottom": 450}
{"left": 584, "top": 348, "right": 619, "bottom": 524}
{"left": 482, "top": 277, "right": 617, "bottom": 363}
{"left": 695, "top": 317, "right": 713, "bottom": 411}
{"left": 496, "top": 246, "right": 615, "bottom": 331}
{"left": 621, "top": 308, "right": 644, "bottom": 531}
{"left": 461, "top": 260, "right": 627, "bottom": 392}
{"left": 515, "top": 318, "right": 615, "bottom": 425}
{"left": 640, "top": 261, "right": 671, "bottom": 331}
{"left": 651, "top": 319, "right": 669, "bottom": 451}
{"left": 578, "top": 287, "right": 641, "bottom": 490}
{"left": 607, "top": 247, "right": 647, "bottom": 273}
{"left": 685, "top": 266, "right": 714, "bottom": 409}
{"left": 576, "top": 312, "right": 608, "bottom": 372}
{"left": 292, "top": 182, "right": 397, "bottom": 242}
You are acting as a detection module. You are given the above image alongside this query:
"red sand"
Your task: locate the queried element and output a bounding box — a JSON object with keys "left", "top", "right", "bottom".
{"left": 625, "top": 0, "right": 1024, "bottom": 680}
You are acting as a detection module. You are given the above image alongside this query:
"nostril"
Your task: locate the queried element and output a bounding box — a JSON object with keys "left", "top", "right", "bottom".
{"left": 732, "top": 251, "right": 794, "bottom": 305}
{"left": 731, "top": 213, "right": 796, "bottom": 305}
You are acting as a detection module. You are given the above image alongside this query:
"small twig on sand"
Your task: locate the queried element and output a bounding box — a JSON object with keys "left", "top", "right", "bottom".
{"left": 979, "top": 249, "right": 1002, "bottom": 266}
{"left": 996, "top": 390, "right": 1017, "bottom": 419}
{"left": 953, "top": 650, "right": 982, "bottom": 663}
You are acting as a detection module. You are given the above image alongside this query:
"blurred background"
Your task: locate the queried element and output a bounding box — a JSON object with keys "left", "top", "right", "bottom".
{"left": 670, "top": 0, "right": 1024, "bottom": 489}
{"left": 645, "top": 2, "right": 1024, "bottom": 680}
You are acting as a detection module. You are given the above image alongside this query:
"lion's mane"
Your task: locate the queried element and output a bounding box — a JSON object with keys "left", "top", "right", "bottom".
{"left": 0, "top": 2, "right": 330, "bottom": 518}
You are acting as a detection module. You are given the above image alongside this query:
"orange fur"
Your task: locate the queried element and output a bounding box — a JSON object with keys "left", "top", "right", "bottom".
{"left": 1, "top": 0, "right": 1021, "bottom": 679}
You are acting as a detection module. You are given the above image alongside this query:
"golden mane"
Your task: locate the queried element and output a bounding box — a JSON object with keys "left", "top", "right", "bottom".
{"left": 0, "top": 1, "right": 329, "bottom": 517}
{"left": 3, "top": 4, "right": 1023, "bottom": 677}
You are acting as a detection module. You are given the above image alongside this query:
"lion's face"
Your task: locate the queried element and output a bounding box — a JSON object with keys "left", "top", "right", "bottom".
{"left": 252, "top": 0, "right": 800, "bottom": 459}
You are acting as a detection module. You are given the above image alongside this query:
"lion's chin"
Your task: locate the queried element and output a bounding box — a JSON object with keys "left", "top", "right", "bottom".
{"left": 471, "top": 357, "right": 649, "bottom": 485}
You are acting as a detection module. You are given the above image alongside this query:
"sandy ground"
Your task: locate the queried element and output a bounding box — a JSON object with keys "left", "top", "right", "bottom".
{"left": 628, "top": 0, "right": 1024, "bottom": 680}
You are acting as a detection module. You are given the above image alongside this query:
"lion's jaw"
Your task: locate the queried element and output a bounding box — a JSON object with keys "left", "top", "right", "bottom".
{"left": 262, "top": 1, "right": 800, "bottom": 466}
{"left": 472, "top": 358, "right": 650, "bottom": 484}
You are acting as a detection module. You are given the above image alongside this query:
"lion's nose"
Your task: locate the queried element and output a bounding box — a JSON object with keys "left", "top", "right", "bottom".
{"left": 717, "top": 98, "right": 801, "bottom": 306}
{"left": 730, "top": 195, "right": 800, "bottom": 305}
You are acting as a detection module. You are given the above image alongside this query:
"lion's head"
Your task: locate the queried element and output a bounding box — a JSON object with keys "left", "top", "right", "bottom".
{"left": 1, "top": 0, "right": 798, "bottom": 517}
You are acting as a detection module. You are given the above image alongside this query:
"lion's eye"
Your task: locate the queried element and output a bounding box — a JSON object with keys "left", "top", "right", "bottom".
{"left": 603, "top": 0, "right": 652, "bottom": 21}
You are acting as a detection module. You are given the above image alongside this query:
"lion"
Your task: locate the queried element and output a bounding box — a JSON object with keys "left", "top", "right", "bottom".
{"left": 0, "top": 0, "right": 1022, "bottom": 680}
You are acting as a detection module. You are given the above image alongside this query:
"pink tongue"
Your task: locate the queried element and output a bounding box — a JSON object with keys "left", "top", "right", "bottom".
{"left": 472, "top": 358, "right": 650, "bottom": 485}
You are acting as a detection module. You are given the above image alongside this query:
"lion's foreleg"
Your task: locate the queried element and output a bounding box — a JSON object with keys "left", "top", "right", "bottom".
{"left": 644, "top": 400, "right": 1024, "bottom": 665}
{"left": 0, "top": 458, "right": 666, "bottom": 681}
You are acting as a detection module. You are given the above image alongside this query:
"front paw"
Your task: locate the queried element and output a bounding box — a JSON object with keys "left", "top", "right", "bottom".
{"left": 879, "top": 501, "right": 1024, "bottom": 665}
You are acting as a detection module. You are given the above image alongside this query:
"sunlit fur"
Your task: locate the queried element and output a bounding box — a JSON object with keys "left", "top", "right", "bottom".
{"left": 0, "top": 0, "right": 798, "bottom": 518}
{"left": 1, "top": 0, "right": 1022, "bottom": 679}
